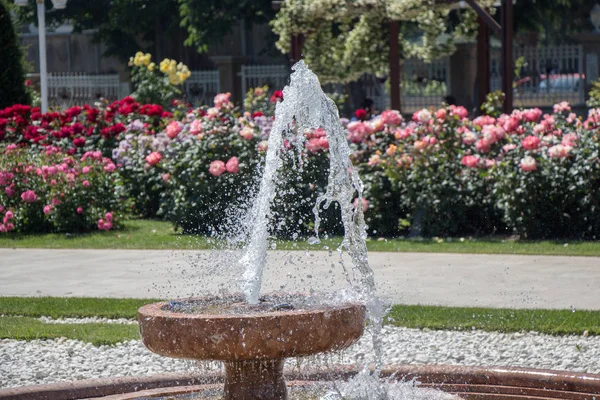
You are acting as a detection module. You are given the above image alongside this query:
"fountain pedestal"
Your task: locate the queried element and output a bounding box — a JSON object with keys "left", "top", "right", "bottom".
{"left": 224, "top": 359, "right": 286, "bottom": 399}
{"left": 138, "top": 296, "right": 365, "bottom": 399}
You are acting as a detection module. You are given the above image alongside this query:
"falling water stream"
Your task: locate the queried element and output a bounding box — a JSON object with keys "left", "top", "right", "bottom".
{"left": 237, "top": 61, "right": 388, "bottom": 399}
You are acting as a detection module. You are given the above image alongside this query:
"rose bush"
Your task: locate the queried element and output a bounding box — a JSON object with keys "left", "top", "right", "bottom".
{"left": 0, "top": 145, "right": 128, "bottom": 233}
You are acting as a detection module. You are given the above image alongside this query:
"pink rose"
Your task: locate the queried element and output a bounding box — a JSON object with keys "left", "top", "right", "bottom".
{"left": 104, "top": 163, "right": 116, "bottom": 173}
{"left": 5, "top": 211, "right": 14, "bottom": 220}
{"left": 461, "top": 155, "right": 480, "bottom": 168}
{"left": 240, "top": 126, "right": 254, "bottom": 140}
{"left": 413, "top": 109, "right": 432, "bottom": 123}
{"left": 0, "top": 224, "right": 6, "bottom": 233}
{"left": 97, "top": 219, "right": 112, "bottom": 231}
{"left": 462, "top": 131, "right": 478, "bottom": 145}
{"left": 146, "top": 152, "right": 162, "bottom": 166}
{"left": 20, "top": 190, "right": 37, "bottom": 203}
{"left": 522, "top": 108, "right": 542, "bottom": 123}
{"left": 553, "top": 101, "right": 571, "bottom": 114}
{"left": 209, "top": 160, "right": 226, "bottom": 177}
{"left": 82, "top": 180, "right": 90, "bottom": 187}
{"left": 206, "top": 107, "right": 219, "bottom": 119}
{"left": 522, "top": 135, "right": 541, "bottom": 151}
{"left": 520, "top": 156, "right": 537, "bottom": 172}
{"left": 414, "top": 140, "right": 427, "bottom": 151}
{"left": 475, "top": 140, "right": 490, "bottom": 153}
{"left": 503, "top": 115, "right": 520, "bottom": 133}
{"left": 82, "top": 166, "right": 91, "bottom": 174}
{"left": 43, "top": 205, "right": 52, "bottom": 215}
{"left": 214, "top": 92, "right": 232, "bottom": 108}
{"left": 435, "top": 108, "right": 447, "bottom": 121}
{"left": 162, "top": 173, "right": 171, "bottom": 183}
{"left": 562, "top": 133, "right": 578, "bottom": 147}
{"left": 473, "top": 115, "right": 496, "bottom": 127}
{"left": 548, "top": 144, "right": 571, "bottom": 158}
{"left": 166, "top": 121, "right": 183, "bottom": 139}
{"left": 502, "top": 144, "right": 517, "bottom": 152}
{"left": 369, "top": 117, "right": 385, "bottom": 132}
{"left": 225, "top": 157, "right": 240, "bottom": 174}
{"left": 6, "top": 223, "right": 14, "bottom": 231}
{"left": 5, "top": 186, "right": 15, "bottom": 198}
{"left": 381, "top": 110, "right": 403, "bottom": 126}
{"left": 449, "top": 105, "right": 468, "bottom": 119}
{"left": 257, "top": 141, "right": 268, "bottom": 152}
{"left": 190, "top": 119, "right": 203, "bottom": 135}
{"left": 77, "top": 207, "right": 83, "bottom": 214}
{"left": 105, "top": 212, "right": 113, "bottom": 222}
{"left": 368, "top": 154, "right": 381, "bottom": 166}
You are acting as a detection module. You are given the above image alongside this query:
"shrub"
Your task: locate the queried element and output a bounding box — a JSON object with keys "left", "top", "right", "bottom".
{"left": 0, "top": 146, "right": 128, "bottom": 234}
{"left": 129, "top": 52, "right": 191, "bottom": 107}
{"left": 0, "top": 2, "right": 31, "bottom": 109}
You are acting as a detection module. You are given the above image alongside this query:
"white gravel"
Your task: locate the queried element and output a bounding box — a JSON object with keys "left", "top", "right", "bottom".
{"left": 37, "top": 316, "right": 138, "bottom": 325}
{"left": 2, "top": 326, "right": 599, "bottom": 389}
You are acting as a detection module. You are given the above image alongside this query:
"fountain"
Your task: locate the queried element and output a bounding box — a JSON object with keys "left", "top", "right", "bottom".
{"left": 2, "top": 62, "right": 600, "bottom": 400}
{"left": 138, "top": 294, "right": 365, "bottom": 399}
{"left": 138, "top": 61, "right": 377, "bottom": 399}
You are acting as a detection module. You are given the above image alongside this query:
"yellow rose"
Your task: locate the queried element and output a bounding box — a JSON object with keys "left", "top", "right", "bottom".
{"left": 141, "top": 53, "right": 152, "bottom": 66}
{"left": 147, "top": 62, "right": 155, "bottom": 72}
{"left": 159, "top": 59, "right": 170, "bottom": 73}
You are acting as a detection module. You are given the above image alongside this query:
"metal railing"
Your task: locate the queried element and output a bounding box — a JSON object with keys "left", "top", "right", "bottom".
{"left": 491, "top": 45, "right": 585, "bottom": 107}
{"left": 364, "top": 57, "right": 451, "bottom": 113}
{"left": 184, "top": 70, "right": 220, "bottom": 106}
{"left": 47, "top": 73, "right": 121, "bottom": 108}
{"left": 239, "top": 65, "right": 290, "bottom": 103}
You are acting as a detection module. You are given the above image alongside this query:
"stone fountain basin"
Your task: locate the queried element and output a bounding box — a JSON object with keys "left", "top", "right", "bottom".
{"left": 137, "top": 297, "right": 366, "bottom": 361}
{"left": 3, "top": 366, "right": 600, "bottom": 400}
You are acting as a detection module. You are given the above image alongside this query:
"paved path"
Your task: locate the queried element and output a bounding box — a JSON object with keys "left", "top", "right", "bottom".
{"left": 1, "top": 249, "right": 598, "bottom": 309}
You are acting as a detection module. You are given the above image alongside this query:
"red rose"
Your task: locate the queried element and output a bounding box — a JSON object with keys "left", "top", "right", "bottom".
{"left": 252, "top": 111, "right": 264, "bottom": 118}
{"left": 269, "top": 90, "right": 284, "bottom": 103}
{"left": 355, "top": 109, "right": 367, "bottom": 121}
{"left": 73, "top": 137, "right": 86, "bottom": 147}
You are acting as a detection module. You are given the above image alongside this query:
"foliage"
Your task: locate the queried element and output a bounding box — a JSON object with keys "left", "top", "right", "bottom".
{"left": 480, "top": 90, "right": 505, "bottom": 118}
{"left": 13, "top": 0, "right": 274, "bottom": 62}
{"left": 0, "top": 1, "right": 31, "bottom": 108}
{"left": 129, "top": 52, "right": 191, "bottom": 107}
{"left": 587, "top": 78, "right": 600, "bottom": 109}
{"left": 0, "top": 146, "right": 128, "bottom": 234}
{"left": 377, "top": 103, "right": 600, "bottom": 239}
{"left": 271, "top": 0, "right": 496, "bottom": 84}
{"left": 178, "top": 0, "right": 275, "bottom": 53}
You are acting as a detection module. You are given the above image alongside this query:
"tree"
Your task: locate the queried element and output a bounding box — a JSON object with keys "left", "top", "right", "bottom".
{"left": 14, "top": 0, "right": 275, "bottom": 62}
{"left": 0, "top": 0, "right": 31, "bottom": 108}
{"left": 270, "top": 0, "right": 496, "bottom": 84}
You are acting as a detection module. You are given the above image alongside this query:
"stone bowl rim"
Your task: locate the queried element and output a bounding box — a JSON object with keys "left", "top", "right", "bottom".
{"left": 137, "top": 295, "right": 367, "bottom": 321}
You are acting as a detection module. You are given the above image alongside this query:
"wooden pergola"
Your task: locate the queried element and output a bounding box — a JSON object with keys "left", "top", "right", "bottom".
{"left": 273, "top": 0, "right": 514, "bottom": 114}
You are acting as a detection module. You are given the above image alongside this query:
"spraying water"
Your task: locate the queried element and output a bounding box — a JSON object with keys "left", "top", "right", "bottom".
{"left": 239, "top": 61, "right": 376, "bottom": 306}
{"left": 237, "top": 62, "right": 387, "bottom": 399}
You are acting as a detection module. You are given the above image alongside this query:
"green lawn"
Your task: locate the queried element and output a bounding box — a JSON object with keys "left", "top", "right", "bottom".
{"left": 0, "top": 219, "right": 599, "bottom": 256}
{"left": 0, "top": 297, "right": 598, "bottom": 345}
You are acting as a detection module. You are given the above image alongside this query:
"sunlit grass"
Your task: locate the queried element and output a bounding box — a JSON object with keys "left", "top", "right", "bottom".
{"left": 0, "top": 297, "right": 597, "bottom": 345}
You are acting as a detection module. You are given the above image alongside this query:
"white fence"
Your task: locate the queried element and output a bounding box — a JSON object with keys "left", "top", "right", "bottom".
{"left": 239, "top": 65, "right": 290, "bottom": 102}
{"left": 364, "top": 57, "right": 450, "bottom": 113}
{"left": 184, "top": 70, "right": 220, "bottom": 106}
{"left": 48, "top": 73, "right": 122, "bottom": 108}
{"left": 492, "top": 45, "right": 585, "bottom": 107}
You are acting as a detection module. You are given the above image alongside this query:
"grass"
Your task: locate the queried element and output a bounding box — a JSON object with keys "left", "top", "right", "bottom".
{"left": 0, "top": 316, "right": 140, "bottom": 345}
{"left": 0, "top": 219, "right": 599, "bottom": 256}
{"left": 1, "top": 297, "right": 598, "bottom": 345}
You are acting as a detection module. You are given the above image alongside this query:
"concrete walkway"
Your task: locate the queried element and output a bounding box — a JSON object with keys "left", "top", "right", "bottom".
{"left": 1, "top": 249, "right": 599, "bottom": 309}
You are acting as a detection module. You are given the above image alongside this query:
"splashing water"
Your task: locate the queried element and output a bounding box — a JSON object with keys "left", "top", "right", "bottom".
{"left": 236, "top": 62, "right": 387, "bottom": 398}
{"left": 240, "top": 61, "right": 375, "bottom": 304}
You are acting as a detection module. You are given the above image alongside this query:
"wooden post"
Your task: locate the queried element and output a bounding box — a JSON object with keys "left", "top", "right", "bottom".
{"left": 291, "top": 34, "right": 304, "bottom": 63}
{"left": 476, "top": 15, "right": 491, "bottom": 110}
{"left": 501, "top": 0, "right": 514, "bottom": 113}
{"left": 388, "top": 21, "right": 401, "bottom": 111}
